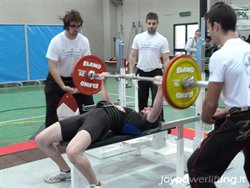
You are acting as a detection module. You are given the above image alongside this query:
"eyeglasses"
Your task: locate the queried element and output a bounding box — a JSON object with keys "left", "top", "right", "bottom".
{"left": 69, "top": 24, "right": 82, "bottom": 29}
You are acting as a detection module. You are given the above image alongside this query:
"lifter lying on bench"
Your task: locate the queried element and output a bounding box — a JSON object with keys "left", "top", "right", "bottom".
{"left": 35, "top": 73, "right": 164, "bottom": 188}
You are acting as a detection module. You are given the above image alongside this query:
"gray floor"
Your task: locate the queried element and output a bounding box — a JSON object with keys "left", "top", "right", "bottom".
{"left": 0, "top": 135, "right": 249, "bottom": 188}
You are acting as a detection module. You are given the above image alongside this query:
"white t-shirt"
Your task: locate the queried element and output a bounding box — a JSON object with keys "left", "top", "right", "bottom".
{"left": 46, "top": 31, "right": 91, "bottom": 77}
{"left": 131, "top": 31, "right": 170, "bottom": 72}
{"left": 209, "top": 38, "right": 250, "bottom": 109}
{"left": 185, "top": 37, "right": 197, "bottom": 58}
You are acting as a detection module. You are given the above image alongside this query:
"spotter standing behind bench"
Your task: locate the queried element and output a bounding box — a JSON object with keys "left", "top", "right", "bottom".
{"left": 35, "top": 73, "right": 164, "bottom": 188}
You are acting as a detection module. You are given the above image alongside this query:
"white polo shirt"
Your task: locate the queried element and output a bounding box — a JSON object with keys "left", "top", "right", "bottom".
{"left": 46, "top": 31, "right": 91, "bottom": 77}
{"left": 132, "top": 31, "right": 170, "bottom": 72}
{"left": 209, "top": 38, "right": 250, "bottom": 109}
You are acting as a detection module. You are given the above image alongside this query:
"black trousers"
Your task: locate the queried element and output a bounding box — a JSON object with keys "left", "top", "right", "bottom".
{"left": 187, "top": 110, "right": 250, "bottom": 188}
{"left": 44, "top": 73, "right": 94, "bottom": 127}
{"left": 136, "top": 68, "right": 164, "bottom": 121}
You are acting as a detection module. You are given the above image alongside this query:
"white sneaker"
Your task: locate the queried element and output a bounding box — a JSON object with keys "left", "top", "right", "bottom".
{"left": 89, "top": 183, "right": 103, "bottom": 188}
{"left": 44, "top": 171, "right": 71, "bottom": 183}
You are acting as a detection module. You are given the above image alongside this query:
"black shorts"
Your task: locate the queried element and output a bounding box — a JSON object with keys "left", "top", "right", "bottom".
{"left": 59, "top": 108, "right": 111, "bottom": 143}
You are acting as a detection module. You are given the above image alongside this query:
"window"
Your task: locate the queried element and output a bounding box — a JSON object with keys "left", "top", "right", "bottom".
{"left": 173, "top": 23, "right": 198, "bottom": 56}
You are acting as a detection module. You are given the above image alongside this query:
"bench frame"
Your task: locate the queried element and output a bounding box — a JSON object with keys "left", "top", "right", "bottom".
{"left": 71, "top": 116, "right": 201, "bottom": 188}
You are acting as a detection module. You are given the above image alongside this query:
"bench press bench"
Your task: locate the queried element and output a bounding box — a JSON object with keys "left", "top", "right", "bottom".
{"left": 57, "top": 95, "right": 202, "bottom": 187}
{"left": 70, "top": 116, "right": 201, "bottom": 188}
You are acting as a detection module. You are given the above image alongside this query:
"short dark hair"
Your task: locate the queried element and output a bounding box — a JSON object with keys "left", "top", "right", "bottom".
{"left": 63, "top": 9, "right": 83, "bottom": 30}
{"left": 145, "top": 12, "right": 159, "bottom": 22}
{"left": 204, "top": 2, "right": 236, "bottom": 32}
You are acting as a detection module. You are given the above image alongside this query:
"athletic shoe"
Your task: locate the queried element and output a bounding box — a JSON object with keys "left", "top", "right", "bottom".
{"left": 89, "top": 183, "right": 103, "bottom": 188}
{"left": 44, "top": 171, "right": 71, "bottom": 183}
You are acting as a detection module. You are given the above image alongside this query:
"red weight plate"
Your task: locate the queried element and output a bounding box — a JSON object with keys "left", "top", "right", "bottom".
{"left": 73, "top": 55, "right": 107, "bottom": 95}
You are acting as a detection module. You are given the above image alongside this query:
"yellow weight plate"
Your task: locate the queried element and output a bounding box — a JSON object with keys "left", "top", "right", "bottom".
{"left": 162, "top": 55, "right": 201, "bottom": 109}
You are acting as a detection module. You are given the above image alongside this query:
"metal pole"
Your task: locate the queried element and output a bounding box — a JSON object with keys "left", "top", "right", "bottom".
{"left": 194, "top": 73, "right": 206, "bottom": 150}
{"left": 133, "top": 80, "right": 139, "bottom": 112}
{"left": 119, "top": 68, "right": 126, "bottom": 106}
{"left": 117, "top": 39, "right": 126, "bottom": 106}
{"left": 176, "top": 125, "right": 184, "bottom": 178}
{"left": 24, "top": 25, "right": 30, "bottom": 81}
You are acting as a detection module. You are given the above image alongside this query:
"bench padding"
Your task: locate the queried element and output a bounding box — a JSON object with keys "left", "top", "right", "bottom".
{"left": 88, "top": 127, "right": 164, "bottom": 149}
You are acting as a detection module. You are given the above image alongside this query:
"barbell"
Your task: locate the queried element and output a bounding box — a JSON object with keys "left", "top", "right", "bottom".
{"left": 72, "top": 54, "right": 208, "bottom": 109}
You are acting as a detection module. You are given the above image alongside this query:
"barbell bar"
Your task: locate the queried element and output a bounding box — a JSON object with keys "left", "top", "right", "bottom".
{"left": 88, "top": 71, "right": 155, "bottom": 82}
{"left": 182, "top": 76, "right": 209, "bottom": 89}
{"left": 72, "top": 54, "right": 208, "bottom": 109}
{"left": 89, "top": 71, "right": 208, "bottom": 88}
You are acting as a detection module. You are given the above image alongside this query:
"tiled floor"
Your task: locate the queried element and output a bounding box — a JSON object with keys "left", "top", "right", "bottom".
{"left": 0, "top": 135, "right": 249, "bottom": 188}
{"left": 0, "top": 145, "right": 66, "bottom": 170}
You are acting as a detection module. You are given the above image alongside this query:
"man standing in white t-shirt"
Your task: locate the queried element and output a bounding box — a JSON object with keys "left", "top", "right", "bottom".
{"left": 187, "top": 2, "right": 250, "bottom": 187}
{"left": 45, "top": 9, "right": 94, "bottom": 128}
{"left": 128, "top": 12, "right": 170, "bottom": 122}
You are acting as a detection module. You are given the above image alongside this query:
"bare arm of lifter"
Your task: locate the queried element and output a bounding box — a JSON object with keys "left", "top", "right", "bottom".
{"left": 100, "top": 73, "right": 113, "bottom": 103}
{"left": 147, "top": 76, "right": 164, "bottom": 122}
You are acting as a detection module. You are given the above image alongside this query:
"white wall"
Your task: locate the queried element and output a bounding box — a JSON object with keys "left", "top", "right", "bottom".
{"left": 119, "top": 0, "right": 250, "bottom": 57}
{"left": 118, "top": 0, "right": 200, "bottom": 57}
{"left": 0, "top": 0, "right": 249, "bottom": 60}
{"left": 103, "top": 0, "right": 118, "bottom": 59}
